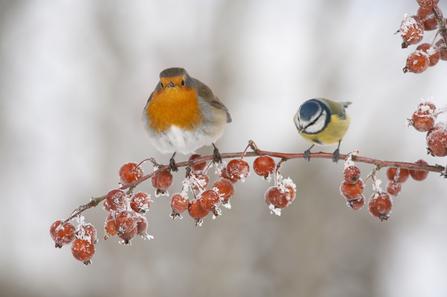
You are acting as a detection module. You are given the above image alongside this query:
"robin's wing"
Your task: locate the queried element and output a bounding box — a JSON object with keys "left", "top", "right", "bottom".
{"left": 196, "top": 80, "right": 232, "bottom": 123}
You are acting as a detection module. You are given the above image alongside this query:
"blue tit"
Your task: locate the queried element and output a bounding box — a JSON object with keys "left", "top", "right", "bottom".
{"left": 293, "top": 98, "right": 351, "bottom": 163}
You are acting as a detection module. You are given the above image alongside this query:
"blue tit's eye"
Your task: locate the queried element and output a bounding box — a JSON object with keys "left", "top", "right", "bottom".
{"left": 181, "top": 80, "right": 185, "bottom": 86}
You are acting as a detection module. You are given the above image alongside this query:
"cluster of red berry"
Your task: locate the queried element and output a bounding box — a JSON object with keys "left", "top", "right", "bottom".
{"left": 50, "top": 162, "right": 154, "bottom": 265}
{"left": 50, "top": 218, "right": 98, "bottom": 265}
{"left": 340, "top": 154, "right": 430, "bottom": 222}
{"left": 398, "top": 0, "right": 447, "bottom": 73}
{"left": 408, "top": 99, "right": 447, "bottom": 156}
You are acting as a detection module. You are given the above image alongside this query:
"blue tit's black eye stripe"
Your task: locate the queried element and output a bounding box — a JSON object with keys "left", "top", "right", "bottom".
{"left": 300, "top": 99, "right": 331, "bottom": 132}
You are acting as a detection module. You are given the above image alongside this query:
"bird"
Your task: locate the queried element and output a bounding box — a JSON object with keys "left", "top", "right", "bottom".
{"left": 142, "top": 67, "right": 232, "bottom": 171}
{"left": 293, "top": 98, "right": 351, "bottom": 163}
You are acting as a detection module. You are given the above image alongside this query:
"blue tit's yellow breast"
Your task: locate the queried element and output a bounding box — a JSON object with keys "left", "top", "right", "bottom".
{"left": 300, "top": 113, "right": 350, "bottom": 146}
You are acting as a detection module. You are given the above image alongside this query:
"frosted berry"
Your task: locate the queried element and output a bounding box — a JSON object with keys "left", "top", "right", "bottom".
{"left": 188, "top": 199, "right": 210, "bottom": 226}
{"left": 50, "top": 220, "right": 76, "bottom": 248}
{"left": 219, "top": 164, "right": 239, "bottom": 183}
{"left": 343, "top": 165, "right": 361, "bottom": 184}
{"left": 265, "top": 186, "right": 291, "bottom": 210}
{"left": 151, "top": 170, "right": 174, "bottom": 195}
{"left": 115, "top": 210, "right": 138, "bottom": 245}
{"left": 170, "top": 193, "right": 189, "bottom": 219}
{"left": 403, "top": 50, "right": 430, "bottom": 74}
{"left": 417, "top": 43, "right": 440, "bottom": 67}
{"left": 417, "top": 7, "right": 441, "bottom": 31}
{"left": 199, "top": 189, "right": 221, "bottom": 212}
{"left": 104, "top": 213, "right": 118, "bottom": 240}
{"left": 340, "top": 179, "right": 364, "bottom": 201}
{"left": 71, "top": 238, "right": 95, "bottom": 265}
{"left": 411, "top": 101, "right": 437, "bottom": 132}
{"left": 105, "top": 189, "right": 128, "bottom": 212}
{"left": 417, "top": 0, "right": 440, "bottom": 9}
{"left": 427, "top": 124, "right": 447, "bottom": 157}
{"left": 368, "top": 192, "right": 393, "bottom": 222}
{"left": 386, "top": 181, "right": 403, "bottom": 196}
{"left": 188, "top": 154, "right": 207, "bottom": 174}
{"left": 227, "top": 159, "right": 250, "bottom": 181}
{"left": 130, "top": 192, "right": 151, "bottom": 214}
{"left": 400, "top": 15, "right": 424, "bottom": 47}
{"left": 76, "top": 223, "right": 98, "bottom": 245}
{"left": 386, "top": 167, "right": 410, "bottom": 183}
{"left": 409, "top": 159, "right": 430, "bottom": 181}
{"left": 119, "top": 162, "right": 143, "bottom": 185}
{"left": 347, "top": 195, "right": 365, "bottom": 210}
{"left": 253, "top": 156, "right": 275, "bottom": 178}
{"left": 190, "top": 173, "right": 210, "bottom": 192}
{"left": 212, "top": 178, "right": 235, "bottom": 201}
{"left": 136, "top": 216, "right": 153, "bottom": 240}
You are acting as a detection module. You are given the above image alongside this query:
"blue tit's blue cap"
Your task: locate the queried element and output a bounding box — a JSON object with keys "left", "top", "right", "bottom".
{"left": 299, "top": 100, "right": 321, "bottom": 121}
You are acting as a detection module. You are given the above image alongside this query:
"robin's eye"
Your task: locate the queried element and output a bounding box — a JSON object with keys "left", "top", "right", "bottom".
{"left": 160, "top": 82, "right": 164, "bottom": 88}
{"left": 181, "top": 80, "right": 185, "bottom": 86}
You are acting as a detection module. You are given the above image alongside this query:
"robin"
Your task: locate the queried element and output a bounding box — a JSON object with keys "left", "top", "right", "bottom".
{"left": 143, "top": 67, "right": 232, "bottom": 171}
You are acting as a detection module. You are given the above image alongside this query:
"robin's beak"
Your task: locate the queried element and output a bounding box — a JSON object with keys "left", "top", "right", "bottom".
{"left": 167, "top": 82, "right": 175, "bottom": 88}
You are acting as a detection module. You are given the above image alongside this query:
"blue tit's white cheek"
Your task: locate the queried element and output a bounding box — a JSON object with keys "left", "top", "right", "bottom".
{"left": 294, "top": 113, "right": 302, "bottom": 129}
{"left": 303, "top": 110, "right": 327, "bottom": 134}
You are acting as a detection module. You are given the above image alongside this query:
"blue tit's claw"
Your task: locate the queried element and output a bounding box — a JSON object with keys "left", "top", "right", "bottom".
{"left": 303, "top": 149, "right": 311, "bottom": 162}
{"left": 332, "top": 148, "right": 340, "bottom": 163}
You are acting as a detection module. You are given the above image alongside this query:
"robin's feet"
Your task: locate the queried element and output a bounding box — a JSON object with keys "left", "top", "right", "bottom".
{"left": 212, "top": 143, "right": 222, "bottom": 163}
{"left": 169, "top": 152, "right": 178, "bottom": 172}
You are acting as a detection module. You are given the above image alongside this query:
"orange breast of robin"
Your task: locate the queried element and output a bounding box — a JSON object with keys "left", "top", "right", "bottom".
{"left": 146, "top": 84, "right": 203, "bottom": 133}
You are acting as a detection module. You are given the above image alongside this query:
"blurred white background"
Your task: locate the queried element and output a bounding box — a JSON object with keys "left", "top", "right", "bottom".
{"left": 1, "top": 0, "right": 447, "bottom": 296}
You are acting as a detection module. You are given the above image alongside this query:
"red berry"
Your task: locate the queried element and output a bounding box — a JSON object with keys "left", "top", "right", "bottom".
{"left": 253, "top": 156, "right": 275, "bottom": 177}
{"left": 340, "top": 179, "right": 364, "bottom": 201}
{"left": 368, "top": 192, "right": 393, "bottom": 222}
{"left": 71, "top": 238, "right": 95, "bottom": 265}
{"left": 213, "top": 178, "right": 235, "bottom": 200}
{"left": 386, "top": 167, "right": 410, "bottom": 183}
{"left": 119, "top": 162, "right": 143, "bottom": 185}
{"left": 136, "top": 216, "right": 153, "bottom": 240}
{"left": 151, "top": 170, "right": 174, "bottom": 193}
{"left": 427, "top": 124, "right": 447, "bottom": 157}
{"left": 115, "top": 210, "right": 138, "bottom": 245}
{"left": 400, "top": 15, "right": 424, "bottom": 47}
{"left": 170, "top": 193, "right": 190, "bottom": 218}
{"left": 104, "top": 213, "right": 118, "bottom": 240}
{"left": 188, "top": 199, "right": 210, "bottom": 226}
{"left": 188, "top": 154, "right": 207, "bottom": 174}
{"left": 105, "top": 189, "right": 128, "bottom": 212}
{"left": 417, "top": 7, "right": 442, "bottom": 31}
{"left": 50, "top": 220, "right": 76, "bottom": 248}
{"left": 435, "top": 39, "right": 447, "bottom": 61}
{"left": 416, "top": 43, "right": 440, "bottom": 67}
{"left": 403, "top": 50, "right": 430, "bottom": 74}
{"left": 411, "top": 101, "right": 437, "bottom": 132}
{"left": 190, "top": 173, "right": 210, "bottom": 192}
{"left": 417, "top": 0, "right": 440, "bottom": 9}
{"left": 343, "top": 165, "right": 361, "bottom": 185}
{"left": 76, "top": 223, "right": 98, "bottom": 245}
{"left": 199, "top": 189, "right": 221, "bottom": 212}
{"left": 130, "top": 192, "right": 151, "bottom": 214}
{"left": 386, "top": 181, "right": 403, "bottom": 196}
{"left": 347, "top": 195, "right": 365, "bottom": 210}
{"left": 410, "top": 159, "right": 430, "bottom": 181}
{"left": 219, "top": 164, "right": 239, "bottom": 183}
{"left": 265, "top": 186, "right": 291, "bottom": 211}
{"left": 226, "top": 159, "right": 250, "bottom": 181}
